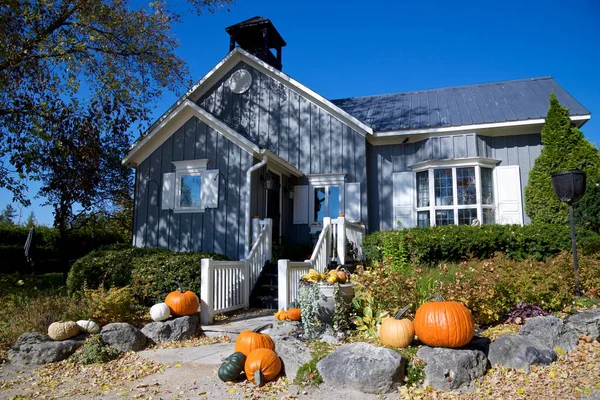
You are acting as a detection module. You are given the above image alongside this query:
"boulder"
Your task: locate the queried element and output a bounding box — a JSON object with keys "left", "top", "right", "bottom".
{"left": 101, "top": 323, "right": 146, "bottom": 352}
{"left": 264, "top": 320, "right": 302, "bottom": 338}
{"left": 319, "top": 333, "right": 341, "bottom": 345}
{"left": 141, "top": 314, "right": 201, "bottom": 344}
{"left": 8, "top": 332, "right": 85, "bottom": 365}
{"left": 273, "top": 336, "right": 312, "bottom": 382}
{"left": 565, "top": 309, "right": 600, "bottom": 341}
{"left": 417, "top": 344, "right": 487, "bottom": 392}
{"left": 519, "top": 316, "right": 578, "bottom": 353}
{"left": 488, "top": 334, "right": 556, "bottom": 371}
{"left": 317, "top": 342, "right": 404, "bottom": 394}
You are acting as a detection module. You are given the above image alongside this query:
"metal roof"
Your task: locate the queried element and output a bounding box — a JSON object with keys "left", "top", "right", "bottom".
{"left": 331, "top": 77, "right": 590, "bottom": 132}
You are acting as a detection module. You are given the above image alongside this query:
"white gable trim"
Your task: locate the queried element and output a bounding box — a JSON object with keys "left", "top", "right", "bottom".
{"left": 123, "top": 100, "right": 259, "bottom": 166}
{"left": 123, "top": 100, "right": 304, "bottom": 178}
{"left": 132, "top": 47, "right": 372, "bottom": 154}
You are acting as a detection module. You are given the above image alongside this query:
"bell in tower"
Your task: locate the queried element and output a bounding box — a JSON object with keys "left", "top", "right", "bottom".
{"left": 226, "top": 17, "right": 286, "bottom": 71}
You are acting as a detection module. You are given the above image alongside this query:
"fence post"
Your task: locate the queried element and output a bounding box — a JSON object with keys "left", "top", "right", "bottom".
{"left": 278, "top": 259, "right": 289, "bottom": 311}
{"left": 244, "top": 260, "right": 250, "bottom": 310}
{"left": 337, "top": 215, "right": 346, "bottom": 265}
{"left": 252, "top": 217, "right": 260, "bottom": 248}
{"left": 265, "top": 218, "right": 273, "bottom": 262}
{"left": 323, "top": 217, "right": 331, "bottom": 261}
{"left": 200, "top": 258, "right": 214, "bottom": 325}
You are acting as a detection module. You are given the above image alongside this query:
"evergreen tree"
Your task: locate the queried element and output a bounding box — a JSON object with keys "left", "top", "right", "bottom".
{"left": 0, "top": 204, "right": 17, "bottom": 225}
{"left": 524, "top": 93, "right": 600, "bottom": 225}
{"left": 25, "top": 211, "right": 37, "bottom": 228}
{"left": 575, "top": 175, "right": 600, "bottom": 233}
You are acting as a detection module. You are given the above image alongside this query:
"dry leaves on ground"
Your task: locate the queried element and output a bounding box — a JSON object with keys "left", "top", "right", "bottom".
{"left": 150, "top": 335, "right": 230, "bottom": 350}
{"left": 0, "top": 352, "right": 165, "bottom": 399}
{"left": 400, "top": 339, "right": 600, "bottom": 399}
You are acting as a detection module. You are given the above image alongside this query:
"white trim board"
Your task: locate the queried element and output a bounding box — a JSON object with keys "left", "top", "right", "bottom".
{"left": 127, "top": 47, "right": 372, "bottom": 159}
{"left": 123, "top": 100, "right": 303, "bottom": 177}
{"left": 368, "top": 115, "right": 591, "bottom": 145}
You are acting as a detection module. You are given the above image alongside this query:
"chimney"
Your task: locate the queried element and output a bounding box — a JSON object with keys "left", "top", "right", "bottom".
{"left": 226, "top": 17, "right": 286, "bottom": 71}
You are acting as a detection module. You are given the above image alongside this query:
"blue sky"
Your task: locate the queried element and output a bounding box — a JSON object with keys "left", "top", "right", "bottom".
{"left": 2, "top": 0, "right": 599, "bottom": 225}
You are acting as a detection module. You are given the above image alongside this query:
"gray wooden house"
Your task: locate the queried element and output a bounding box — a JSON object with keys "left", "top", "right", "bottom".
{"left": 124, "top": 17, "right": 591, "bottom": 261}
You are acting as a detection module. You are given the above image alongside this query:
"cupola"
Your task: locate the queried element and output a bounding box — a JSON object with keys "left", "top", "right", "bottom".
{"left": 226, "top": 17, "right": 286, "bottom": 71}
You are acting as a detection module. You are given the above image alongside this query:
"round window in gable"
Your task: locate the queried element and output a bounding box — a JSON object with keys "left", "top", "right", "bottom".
{"left": 229, "top": 69, "right": 252, "bottom": 94}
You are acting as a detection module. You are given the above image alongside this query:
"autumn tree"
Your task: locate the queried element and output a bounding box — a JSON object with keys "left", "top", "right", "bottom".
{"left": 0, "top": 0, "right": 232, "bottom": 273}
{"left": 524, "top": 93, "right": 600, "bottom": 225}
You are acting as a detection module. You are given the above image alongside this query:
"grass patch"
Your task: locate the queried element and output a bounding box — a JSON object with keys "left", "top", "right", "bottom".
{"left": 294, "top": 341, "right": 336, "bottom": 386}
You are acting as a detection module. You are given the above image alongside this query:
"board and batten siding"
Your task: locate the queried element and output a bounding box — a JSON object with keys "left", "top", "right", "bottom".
{"left": 367, "top": 133, "right": 542, "bottom": 230}
{"left": 198, "top": 61, "right": 368, "bottom": 242}
{"left": 133, "top": 116, "right": 253, "bottom": 260}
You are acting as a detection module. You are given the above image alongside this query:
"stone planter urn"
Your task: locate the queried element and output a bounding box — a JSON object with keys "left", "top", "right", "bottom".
{"left": 315, "top": 283, "right": 355, "bottom": 325}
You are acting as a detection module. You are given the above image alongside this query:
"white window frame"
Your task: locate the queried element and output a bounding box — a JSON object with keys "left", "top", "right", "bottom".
{"left": 410, "top": 158, "right": 499, "bottom": 227}
{"left": 172, "top": 159, "right": 209, "bottom": 213}
{"left": 307, "top": 174, "right": 346, "bottom": 229}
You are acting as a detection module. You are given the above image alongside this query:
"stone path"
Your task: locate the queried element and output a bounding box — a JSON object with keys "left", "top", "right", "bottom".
{"left": 201, "top": 314, "right": 274, "bottom": 340}
{"left": 138, "top": 342, "right": 235, "bottom": 365}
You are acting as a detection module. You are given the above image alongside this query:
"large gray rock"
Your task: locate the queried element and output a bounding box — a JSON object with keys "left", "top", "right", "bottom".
{"left": 273, "top": 336, "right": 312, "bottom": 382}
{"left": 519, "top": 316, "right": 578, "bottom": 353}
{"left": 417, "top": 344, "right": 487, "bottom": 392}
{"left": 141, "top": 314, "right": 201, "bottom": 344}
{"left": 101, "top": 323, "right": 146, "bottom": 352}
{"left": 566, "top": 309, "right": 600, "bottom": 341}
{"left": 488, "top": 334, "right": 556, "bottom": 371}
{"left": 8, "top": 332, "right": 85, "bottom": 365}
{"left": 317, "top": 342, "right": 404, "bottom": 394}
{"left": 263, "top": 320, "right": 301, "bottom": 338}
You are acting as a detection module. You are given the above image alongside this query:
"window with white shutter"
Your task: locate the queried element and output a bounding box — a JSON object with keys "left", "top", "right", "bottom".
{"left": 162, "top": 159, "right": 219, "bottom": 213}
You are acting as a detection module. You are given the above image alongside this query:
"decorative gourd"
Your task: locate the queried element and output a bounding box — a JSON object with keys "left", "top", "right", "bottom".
{"left": 218, "top": 352, "right": 247, "bottom": 382}
{"left": 414, "top": 294, "right": 474, "bottom": 348}
{"left": 274, "top": 309, "right": 287, "bottom": 321}
{"left": 286, "top": 307, "right": 301, "bottom": 321}
{"left": 150, "top": 303, "right": 171, "bottom": 322}
{"left": 244, "top": 348, "right": 282, "bottom": 386}
{"left": 48, "top": 321, "right": 80, "bottom": 340}
{"left": 234, "top": 327, "right": 275, "bottom": 356}
{"left": 76, "top": 320, "right": 100, "bottom": 334}
{"left": 335, "top": 267, "right": 347, "bottom": 284}
{"left": 165, "top": 281, "right": 200, "bottom": 317}
{"left": 379, "top": 306, "right": 414, "bottom": 348}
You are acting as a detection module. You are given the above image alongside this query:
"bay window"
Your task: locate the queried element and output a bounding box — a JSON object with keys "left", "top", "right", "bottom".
{"left": 415, "top": 164, "right": 496, "bottom": 227}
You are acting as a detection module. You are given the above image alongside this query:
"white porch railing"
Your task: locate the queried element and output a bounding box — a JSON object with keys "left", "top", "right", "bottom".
{"left": 200, "top": 218, "right": 272, "bottom": 325}
{"left": 278, "top": 215, "right": 366, "bottom": 310}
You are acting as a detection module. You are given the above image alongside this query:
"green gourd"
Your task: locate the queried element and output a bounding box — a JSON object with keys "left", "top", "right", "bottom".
{"left": 218, "top": 352, "right": 247, "bottom": 382}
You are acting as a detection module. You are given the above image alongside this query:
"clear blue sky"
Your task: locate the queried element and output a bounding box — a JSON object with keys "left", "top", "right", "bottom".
{"left": 2, "top": 0, "right": 599, "bottom": 225}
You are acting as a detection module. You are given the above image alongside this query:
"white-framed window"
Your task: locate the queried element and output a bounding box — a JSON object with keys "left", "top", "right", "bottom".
{"left": 307, "top": 174, "right": 345, "bottom": 225}
{"left": 413, "top": 161, "right": 497, "bottom": 227}
{"left": 162, "top": 160, "right": 219, "bottom": 213}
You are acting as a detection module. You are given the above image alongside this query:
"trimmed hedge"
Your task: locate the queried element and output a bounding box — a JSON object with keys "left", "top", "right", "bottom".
{"left": 66, "top": 245, "right": 230, "bottom": 304}
{"left": 362, "top": 223, "right": 600, "bottom": 266}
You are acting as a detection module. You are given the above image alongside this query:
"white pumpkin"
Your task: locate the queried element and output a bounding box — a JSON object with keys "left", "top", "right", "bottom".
{"left": 150, "top": 303, "right": 171, "bottom": 322}
{"left": 76, "top": 320, "right": 100, "bottom": 334}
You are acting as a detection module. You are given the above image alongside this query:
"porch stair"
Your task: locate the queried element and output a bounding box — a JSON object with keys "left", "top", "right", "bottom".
{"left": 249, "top": 262, "right": 279, "bottom": 310}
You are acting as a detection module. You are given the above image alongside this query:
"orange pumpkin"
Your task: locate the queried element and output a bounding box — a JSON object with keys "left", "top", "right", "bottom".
{"left": 244, "top": 348, "right": 282, "bottom": 385}
{"left": 286, "top": 307, "right": 301, "bottom": 321}
{"left": 335, "top": 267, "right": 347, "bottom": 283}
{"left": 234, "top": 329, "right": 275, "bottom": 356}
{"left": 165, "top": 281, "right": 200, "bottom": 317}
{"left": 414, "top": 294, "right": 474, "bottom": 348}
{"left": 379, "top": 306, "right": 414, "bottom": 348}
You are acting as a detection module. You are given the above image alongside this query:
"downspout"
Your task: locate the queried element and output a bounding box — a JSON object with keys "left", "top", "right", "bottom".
{"left": 245, "top": 156, "right": 268, "bottom": 258}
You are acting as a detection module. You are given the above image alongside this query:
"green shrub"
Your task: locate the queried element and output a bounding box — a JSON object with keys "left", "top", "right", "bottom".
{"left": 67, "top": 245, "right": 229, "bottom": 305}
{"left": 71, "top": 334, "right": 120, "bottom": 364}
{"left": 353, "top": 252, "right": 600, "bottom": 326}
{"left": 84, "top": 285, "right": 142, "bottom": 326}
{"left": 361, "top": 224, "right": 600, "bottom": 267}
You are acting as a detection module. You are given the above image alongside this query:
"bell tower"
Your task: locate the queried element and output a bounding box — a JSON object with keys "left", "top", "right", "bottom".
{"left": 226, "top": 17, "right": 286, "bottom": 71}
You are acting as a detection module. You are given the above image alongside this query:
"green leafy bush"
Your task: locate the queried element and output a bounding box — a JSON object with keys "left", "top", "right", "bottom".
{"left": 361, "top": 224, "right": 600, "bottom": 267}
{"left": 353, "top": 252, "right": 600, "bottom": 326}
{"left": 67, "top": 245, "right": 229, "bottom": 304}
{"left": 71, "top": 334, "right": 120, "bottom": 364}
{"left": 84, "top": 285, "right": 142, "bottom": 326}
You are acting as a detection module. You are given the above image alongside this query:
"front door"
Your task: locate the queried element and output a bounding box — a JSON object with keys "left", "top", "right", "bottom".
{"left": 265, "top": 171, "right": 281, "bottom": 242}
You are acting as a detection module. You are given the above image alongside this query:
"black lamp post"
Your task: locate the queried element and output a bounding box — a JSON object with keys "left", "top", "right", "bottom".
{"left": 550, "top": 171, "right": 586, "bottom": 296}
